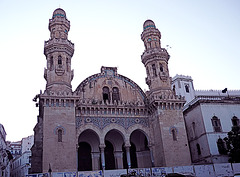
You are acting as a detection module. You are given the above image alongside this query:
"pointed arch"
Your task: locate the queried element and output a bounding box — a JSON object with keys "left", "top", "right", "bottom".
{"left": 130, "top": 129, "right": 151, "bottom": 168}
{"left": 58, "top": 55, "right": 62, "bottom": 65}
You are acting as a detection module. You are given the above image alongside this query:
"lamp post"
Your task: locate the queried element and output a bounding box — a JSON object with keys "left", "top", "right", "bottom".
{"left": 48, "top": 164, "right": 52, "bottom": 177}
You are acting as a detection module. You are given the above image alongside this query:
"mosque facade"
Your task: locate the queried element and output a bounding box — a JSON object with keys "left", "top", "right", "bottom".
{"left": 31, "top": 8, "right": 191, "bottom": 173}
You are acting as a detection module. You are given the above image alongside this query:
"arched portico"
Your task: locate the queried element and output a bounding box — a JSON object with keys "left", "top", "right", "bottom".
{"left": 104, "top": 129, "right": 125, "bottom": 170}
{"left": 78, "top": 129, "right": 100, "bottom": 171}
{"left": 130, "top": 129, "right": 152, "bottom": 168}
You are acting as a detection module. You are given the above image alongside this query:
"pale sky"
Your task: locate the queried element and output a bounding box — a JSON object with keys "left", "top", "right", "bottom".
{"left": 0, "top": 0, "right": 240, "bottom": 141}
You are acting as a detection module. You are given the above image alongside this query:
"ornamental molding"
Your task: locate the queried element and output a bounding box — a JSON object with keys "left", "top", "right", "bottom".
{"left": 76, "top": 116, "right": 149, "bottom": 130}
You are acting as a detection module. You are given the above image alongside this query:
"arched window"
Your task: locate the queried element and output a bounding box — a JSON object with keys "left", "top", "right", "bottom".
{"left": 185, "top": 84, "right": 190, "bottom": 93}
{"left": 58, "top": 55, "right": 62, "bottom": 65}
{"left": 146, "top": 66, "right": 150, "bottom": 76}
{"left": 171, "top": 129, "right": 177, "bottom": 141}
{"left": 152, "top": 64, "right": 157, "bottom": 77}
{"left": 102, "top": 86, "right": 110, "bottom": 104}
{"left": 112, "top": 87, "right": 120, "bottom": 103}
{"left": 197, "top": 143, "right": 201, "bottom": 155}
{"left": 211, "top": 116, "right": 222, "bottom": 132}
{"left": 160, "top": 64, "right": 164, "bottom": 72}
{"left": 66, "top": 58, "right": 69, "bottom": 72}
{"left": 232, "top": 116, "right": 239, "bottom": 127}
{"left": 173, "top": 85, "right": 176, "bottom": 94}
{"left": 58, "top": 129, "right": 63, "bottom": 142}
{"left": 50, "top": 56, "right": 54, "bottom": 71}
{"left": 192, "top": 122, "right": 196, "bottom": 138}
{"left": 217, "top": 138, "right": 227, "bottom": 155}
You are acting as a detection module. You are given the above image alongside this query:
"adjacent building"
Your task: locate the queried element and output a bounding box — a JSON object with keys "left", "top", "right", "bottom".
{"left": 31, "top": 8, "right": 191, "bottom": 173}
{"left": 10, "top": 135, "right": 34, "bottom": 177}
{"left": 172, "top": 74, "right": 240, "bottom": 164}
{"left": 8, "top": 141, "right": 21, "bottom": 160}
{"left": 21, "top": 135, "right": 34, "bottom": 154}
{"left": 0, "top": 124, "right": 12, "bottom": 177}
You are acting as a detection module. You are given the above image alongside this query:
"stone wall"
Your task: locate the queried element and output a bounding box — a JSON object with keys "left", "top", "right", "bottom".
{"left": 27, "top": 163, "right": 240, "bottom": 177}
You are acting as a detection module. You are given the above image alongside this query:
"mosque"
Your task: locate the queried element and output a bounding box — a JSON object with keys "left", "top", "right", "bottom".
{"left": 31, "top": 8, "right": 191, "bottom": 173}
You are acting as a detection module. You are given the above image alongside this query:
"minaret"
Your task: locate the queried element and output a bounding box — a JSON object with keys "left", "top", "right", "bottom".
{"left": 141, "top": 20, "right": 191, "bottom": 167}
{"left": 44, "top": 8, "right": 74, "bottom": 92}
{"left": 141, "top": 20, "right": 171, "bottom": 92}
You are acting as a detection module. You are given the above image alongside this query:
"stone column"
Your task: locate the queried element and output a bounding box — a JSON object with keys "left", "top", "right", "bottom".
{"left": 114, "top": 151, "right": 123, "bottom": 169}
{"left": 125, "top": 146, "right": 131, "bottom": 169}
{"left": 99, "top": 144, "right": 106, "bottom": 170}
{"left": 76, "top": 144, "right": 79, "bottom": 172}
{"left": 91, "top": 152, "right": 100, "bottom": 170}
{"left": 148, "top": 145, "right": 155, "bottom": 167}
{"left": 136, "top": 151, "right": 151, "bottom": 168}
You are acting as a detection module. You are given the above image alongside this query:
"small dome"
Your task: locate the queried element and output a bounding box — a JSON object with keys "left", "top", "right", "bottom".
{"left": 143, "top": 19, "right": 156, "bottom": 30}
{"left": 52, "top": 8, "right": 66, "bottom": 18}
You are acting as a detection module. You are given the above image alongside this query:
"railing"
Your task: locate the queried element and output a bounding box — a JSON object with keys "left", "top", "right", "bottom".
{"left": 44, "top": 38, "right": 74, "bottom": 48}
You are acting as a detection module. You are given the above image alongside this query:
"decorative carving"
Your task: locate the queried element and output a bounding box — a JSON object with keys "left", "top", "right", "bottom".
{"left": 76, "top": 117, "right": 82, "bottom": 128}
{"left": 76, "top": 117, "right": 149, "bottom": 129}
{"left": 55, "top": 64, "right": 65, "bottom": 76}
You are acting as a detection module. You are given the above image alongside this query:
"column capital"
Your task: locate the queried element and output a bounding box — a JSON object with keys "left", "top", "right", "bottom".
{"left": 124, "top": 144, "right": 131, "bottom": 148}
{"left": 99, "top": 144, "right": 106, "bottom": 149}
{"left": 148, "top": 144, "right": 153, "bottom": 149}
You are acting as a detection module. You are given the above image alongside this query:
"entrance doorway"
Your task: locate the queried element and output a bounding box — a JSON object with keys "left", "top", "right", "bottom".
{"left": 122, "top": 142, "right": 138, "bottom": 169}
{"left": 78, "top": 142, "right": 92, "bottom": 171}
{"left": 105, "top": 140, "right": 115, "bottom": 170}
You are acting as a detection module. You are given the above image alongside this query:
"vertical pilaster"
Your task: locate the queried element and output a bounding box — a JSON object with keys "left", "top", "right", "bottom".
{"left": 99, "top": 144, "right": 106, "bottom": 170}
{"left": 148, "top": 145, "right": 155, "bottom": 167}
{"left": 125, "top": 146, "right": 131, "bottom": 169}
{"left": 91, "top": 152, "right": 100, "bottom": 171}
{"left": 114, "top": 151, "right": 123, "bottom": 169}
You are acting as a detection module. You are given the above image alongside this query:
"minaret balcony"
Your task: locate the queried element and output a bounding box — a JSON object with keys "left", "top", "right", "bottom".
{"left": 44, "top": 38, "right": 74, "bottom": 48}
{"left": 48, "top": 18, "right": 70, "bottom": 31}
{"left": 44, "top": 38, "right": 74, "bottom": 56}
{"left": 141, "top": 48, "right": 169, "bottom": 64}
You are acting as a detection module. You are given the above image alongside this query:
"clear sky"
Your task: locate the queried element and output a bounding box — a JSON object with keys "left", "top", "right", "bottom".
{"left": 0, "top": 0, "right": 240, "bottom": 141}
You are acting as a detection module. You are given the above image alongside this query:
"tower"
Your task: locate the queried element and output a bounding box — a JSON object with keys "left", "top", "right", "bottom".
{"left": 141, "top": 20, "right": 171, "bottom": 92}
{"left": 44, "top": 8, "right": 74, "bottom": 92}
{"left": 141, "top": 20, "right": 191, "bottom": 167}
{"left": 31, "top": 9, "right": 77, "bottom": 173}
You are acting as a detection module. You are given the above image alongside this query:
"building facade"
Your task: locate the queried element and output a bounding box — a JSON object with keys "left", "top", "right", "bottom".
{"left": 31, "top": 8, "right": 191, "bottom": 173}
{"left": 10, "top": 151, "right": 32, "bottom": 177}
{"left": 21, "top": 135, "right": 34, "bottom": 155}
{"left": 172, "top": 75, "right": 240, "bottom": 164}
{"left": 8, "top": 141, "right": 21, "bottom": 160}
{"left": 0, "top": 124, "right": 12, "bottom": 177}
{"left": 10, "top": 135, "right": 34, "bottom": 177}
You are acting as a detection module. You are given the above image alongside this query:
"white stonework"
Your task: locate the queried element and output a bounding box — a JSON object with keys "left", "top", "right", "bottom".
{"left": 172, "top": 74, "right": 240, "bottom": 164}
{"left": 10, "top": 135, "right": 34, "bottom": 177}
{"left": 8, "top": 141, "right": 21, "bottom": 159}
{"left": 11, "top": 151, "right": 32, "bottom": 177}
{"left": 31, "top": 9, "right": 191, "bottom": 174}
{"left": 21, "top": 135, "right": 34, "bottom": 154}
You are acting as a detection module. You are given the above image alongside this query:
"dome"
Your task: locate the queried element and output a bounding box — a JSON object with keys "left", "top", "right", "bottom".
{"left": 52, "top": 8, "right": 66, "bottom": 18}
{"left": 143, "top": 19, "right": 156, "bottom": 30}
